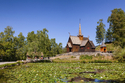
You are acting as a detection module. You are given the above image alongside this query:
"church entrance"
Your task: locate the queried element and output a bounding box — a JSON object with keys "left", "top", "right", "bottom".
{"left": 104, "top": 49, "right": 106, "bottom": 52}
{"left": 69, "top": 48, "right": 72, "bottom": 52}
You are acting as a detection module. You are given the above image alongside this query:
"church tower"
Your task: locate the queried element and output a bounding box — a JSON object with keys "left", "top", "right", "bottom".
{"left": 78, "top": 19, "right": 83, "bottom": 40}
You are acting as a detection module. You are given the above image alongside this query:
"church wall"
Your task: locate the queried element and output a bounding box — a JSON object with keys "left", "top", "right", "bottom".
{"left": 66, "top": 45, "right": 69, "bottom": 52}
{"left": 92, "top": 49, "right": 95, "bottom": 52}
{"left": 100, "top": 47, "right": 106, "bottom": 52}
{"left": 79, "top": 46, "right": 85, "bottom": 52}
{"left": 72, "top": 44, "right": 80, "bottom": 52}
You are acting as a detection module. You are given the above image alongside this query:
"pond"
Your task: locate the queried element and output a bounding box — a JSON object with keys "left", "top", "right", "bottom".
{"left": 0, "top": 63, "right": 125, "bottom": 83}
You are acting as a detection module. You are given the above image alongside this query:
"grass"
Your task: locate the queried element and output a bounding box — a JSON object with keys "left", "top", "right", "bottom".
{"left": 80, "top": 55, "right": 93, "bottom": 60}
{"left": 1, "top": 63, "right": 125, "bottom": 83}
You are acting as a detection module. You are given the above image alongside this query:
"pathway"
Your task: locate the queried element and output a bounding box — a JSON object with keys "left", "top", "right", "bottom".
{"left": 0, "top": 62, "right": 16, "bottom": 65}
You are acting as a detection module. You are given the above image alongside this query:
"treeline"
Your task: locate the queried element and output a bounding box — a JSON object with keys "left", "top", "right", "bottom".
{"left": 0, "top": 27, "right": 63, "bottom": 61}
{"left": 96, "top": 8, "right": 125, "bottom": 48}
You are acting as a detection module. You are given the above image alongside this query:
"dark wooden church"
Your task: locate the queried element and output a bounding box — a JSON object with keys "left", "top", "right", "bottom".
{"left": 66, "top": 22, "right": 95, "bottom": 52}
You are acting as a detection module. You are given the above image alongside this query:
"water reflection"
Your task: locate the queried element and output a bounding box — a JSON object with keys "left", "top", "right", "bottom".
{"left": 55, "top": 76, "right": 119, "bottom": 83}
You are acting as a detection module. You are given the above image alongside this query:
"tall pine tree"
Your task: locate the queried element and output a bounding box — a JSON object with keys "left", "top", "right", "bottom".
{"left": 96, "top": 19, "right": 106, "bottom": 45}
{"left": 105, "top": 27, "right": 113, "bottom": 43}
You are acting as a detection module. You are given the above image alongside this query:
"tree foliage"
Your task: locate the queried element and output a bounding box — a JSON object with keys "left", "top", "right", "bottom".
{"left": 0, "top": 26, "right": 63, "bottom": 61}
{"left": 0, "top": 26, "right": 17, "bottom": 60}
{"left": 26, "top": 29, "right": 63, "bottom": 58}
{"left": 108, "top": 8, "right": 125, "bottom": 48}
{"left": 105, "top": 27, "right": 113, "bottom": 43}
{"left": 96, "top": 19, "right": 106, "bottom": 45}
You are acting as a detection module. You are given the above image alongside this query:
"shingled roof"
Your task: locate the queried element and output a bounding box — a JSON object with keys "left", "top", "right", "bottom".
{"left": 70, "top": 36, "right": 81, "bottom": 44}
{"left": 100, "top": 42, "right": 106, "bottom": 47}
{"left": 80, "top": 40, "right": 88, "bottom": 46}
{"left": 90, "top": 41, "right": 96, "bottom": 48}
{"left": 68, "top": 36, "right": 95, "bottom": 48}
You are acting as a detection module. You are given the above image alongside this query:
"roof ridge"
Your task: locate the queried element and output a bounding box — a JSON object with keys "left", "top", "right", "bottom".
{"left": 70, "top": 35, "right": 88, "bottom": 38}
{"left": 70, "top": 35, "right": 78, "bottom": 37}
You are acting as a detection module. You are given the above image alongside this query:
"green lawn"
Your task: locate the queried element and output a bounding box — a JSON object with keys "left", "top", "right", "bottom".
{"left": 1, "top": 63, "right": 125, "bottom": 83}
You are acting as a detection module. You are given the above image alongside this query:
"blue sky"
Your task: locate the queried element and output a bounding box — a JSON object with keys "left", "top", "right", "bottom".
{"left": 0, "top": 0, "right": 125, "bottom": 47}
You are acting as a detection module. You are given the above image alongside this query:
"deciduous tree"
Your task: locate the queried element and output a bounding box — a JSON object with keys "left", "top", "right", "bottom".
{"left": 108, "top": 8, "right": 125, "bottom": 48}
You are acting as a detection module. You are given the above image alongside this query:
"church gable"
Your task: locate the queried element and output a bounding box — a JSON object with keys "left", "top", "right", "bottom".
{"left": 66, "top": 37, "right": 72, "bottom": 48}
{"left": 80, "top": 40, "right": 95, "bottom": 48}
{"left": 84, "top": 41, "right": 93, "bottom": 52}
{"left": 67, "top": 43, "right": 72, "bottom": 48}
{"left": 79, "top": 40, "right": 95, "bottom": 52}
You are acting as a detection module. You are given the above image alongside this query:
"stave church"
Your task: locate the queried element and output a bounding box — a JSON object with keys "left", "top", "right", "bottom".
{"left": 66, "top": 22, "right": 95, "bottom": 52}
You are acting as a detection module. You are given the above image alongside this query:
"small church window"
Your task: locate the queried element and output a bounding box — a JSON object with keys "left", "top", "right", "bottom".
{"left": 87, "top": 47, "right": 90, "bottom": 49}
{"left": 81, "top": 47, "right": 83, "bottom": 49}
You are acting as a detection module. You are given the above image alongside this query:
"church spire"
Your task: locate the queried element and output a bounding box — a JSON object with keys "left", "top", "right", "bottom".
{"left": 79, "top": 19, "right": 82, "bottom": 36}
{"left": 78, "top": 19, "right": 83, "bottom": 40}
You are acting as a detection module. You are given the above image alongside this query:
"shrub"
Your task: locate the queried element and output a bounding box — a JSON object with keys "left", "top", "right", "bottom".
{"left": 80, "top": 60, "right": 86, "bottom": 63}
{"left": 0, "top": 64, "right": 6, "bottom": 68}
{"left": 37, "top": 60, "right": 51, "bottom": 63}
{"left": 71, "top": 56, "right": 76, "bottom": 58}
{"left": 94, "top": 55, "right": 104, "bottom": 59}
{"left": 55, "top": 58, "right": 60, "bottom": 60}
{"left": 52, "top": 59, "right": 113, "bottom": 63}
{"left": 52, "top": 59, "right": 80, "bottom": 63}
{"left": 113, "top": 47, "right": 125, "bottom": 62}
{"left": 90, "top": 60, "right": 112, "bottom": 63}
{"left": 17, "top": 61, "right": 23, "bottom": 65}
{"left": 96, "top": 53, "right": 101, "bottom": 56}
{"left": 80, "top": 55, "right": 93, "bottom": 60}
{"left": 11, "top": 63, "right": 17, "bottom": 66}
